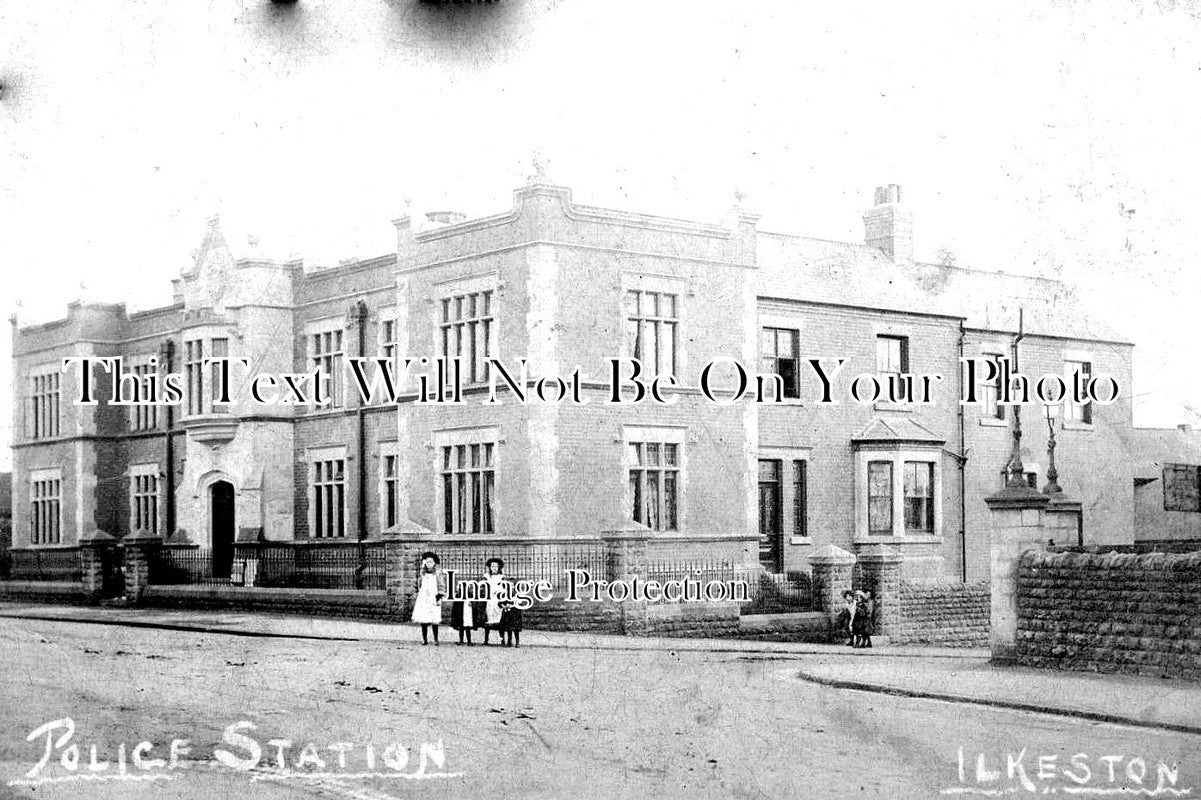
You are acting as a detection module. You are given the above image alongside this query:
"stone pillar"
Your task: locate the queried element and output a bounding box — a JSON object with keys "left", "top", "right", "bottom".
{"left": 985, "top": 485, "right": 1050, "bottom": 663}
{"left": 383, "top": 520, "right": 434, "bottom": 621}
{"left": 78, "top": 531, "right": 117, "bottom": 602}
{"left": 809, "top": 545, "right": 856, "bottom": 640}
{"left": 122, "top": 532, "right": 161, "bottom": 604}
{"left": 601, "top": 523, "right": 652, "bottom": 635}
{"left": 601, "top": 523, "right": 651, "bottom": 582}
{"left": 856, "top": 544, "right": 904, "bottom": 639}
{"left": 1045, "top": 493, "right": 1082, "bottom": 548}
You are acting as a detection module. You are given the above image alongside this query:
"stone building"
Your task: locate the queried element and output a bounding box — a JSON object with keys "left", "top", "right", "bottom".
{"left": 8, "top": 180, "right": 1135, "bottom": 590}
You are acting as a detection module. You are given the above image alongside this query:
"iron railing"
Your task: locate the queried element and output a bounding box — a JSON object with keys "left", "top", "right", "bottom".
{"left": 150, "top": 542, "right": 385, "bottom": 590}
{"left": 434, "top": 540, "right": 609, "bottom": 592}
{"left": 644, "top": 558, "right": 813, "bottom": 614}
{"left": 3, "top": 548, "right": 84, "bottom": 582}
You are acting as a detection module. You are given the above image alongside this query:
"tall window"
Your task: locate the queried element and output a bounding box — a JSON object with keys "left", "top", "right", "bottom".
{"left": 442, "top": 443, "right": 495, "bottom": 534}
{"left": 440, "top": 291, "right": 493, "bottom": 385}
{"left": 30, "top": 474, "right": 62, "bottom": 545}
{"left": 867, "top": 461, "right": 893, "bottom": 535}
{"left": 130, "top": 362, "right": 159, "bottom": 431}
{"left": 311, "top": 328, "right": 345, "bottom": 407}
{"left": 1065, "top": 360, "right": 1093, "bottom": 424}
{"left": 380, "top": 315, "right": 398, "bottom": 364}
{"left": 982, "top": 353, "right": 1006, "bottom": 420}
{"left": 131, "top": 467, "right": 160, "bottom": 535}
{"left": 185, "top": 339, "right": 204, "bottom": 415}
{"left": 760, "top": 328, "right": 801, "bottom": 399}
{"left": 876, "top": 335, "right": 909, "bottom": 375}
{"left": 1163, "top": 464, "right": 1201, "bottom": 513}
{"left": 383, "top": 454, "right": 399, "bottom": 528}
{"left": 626, "top": 290, "right": 678, "bottom": 377}
{"left": 29, "top": 371, "right": 61, "bottom": 440}
{"left": 312, "top": 457, "right": 346, "bottom": 538}
{"left": 793, "top": 460, "right": 808, "bottom": 538}
{"left": 629, "top": 441, "right": 679, "bottom": 531}
{"left": 903, "top": 461, "right": 935, "bottom": 533}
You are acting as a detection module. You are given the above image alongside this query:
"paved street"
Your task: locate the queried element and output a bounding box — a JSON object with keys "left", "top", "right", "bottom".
{"left": 0, "top": 615, "right": 1197, "bottom": 800}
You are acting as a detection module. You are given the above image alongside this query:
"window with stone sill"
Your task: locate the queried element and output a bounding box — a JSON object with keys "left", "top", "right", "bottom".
{"left": 30, "top": 471, "right": 63, "bottom": 545}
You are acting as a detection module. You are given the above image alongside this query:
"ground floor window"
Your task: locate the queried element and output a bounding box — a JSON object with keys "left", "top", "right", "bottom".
{"left": 30, "top": 471, "right": 62, "bottom": 545}
{"left": 312, "top": 455, "right": 346, "bottom": 538}
{"left": 442, "top": 443, "right": 495, "bottom": 534}
{"left": 856, "top": 446, "right": 943, "bottom": 541}
{"left": 130, "top": 465, "right": 160, "bottom": 535}
{"left": 629, "top": 441, "right": 680, "bottom": 531}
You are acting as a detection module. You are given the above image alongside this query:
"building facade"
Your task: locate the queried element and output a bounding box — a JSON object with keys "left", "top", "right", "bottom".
{"left": 9, "top": 180, "right": 1136, "bottom": 587}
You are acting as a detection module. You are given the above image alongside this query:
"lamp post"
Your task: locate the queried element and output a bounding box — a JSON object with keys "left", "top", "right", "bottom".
{"left": 1004, "top": 310, "right": 1028, "bottom": 488}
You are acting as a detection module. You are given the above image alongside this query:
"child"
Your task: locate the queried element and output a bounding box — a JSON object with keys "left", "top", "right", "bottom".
{"left": 411, "top": 551, "right": 446, "bottom": 645}
{"left": 482, "top": 557, "right": 505, "bottom": 646}
{"left": 449, "top": 578, "right": 475, "bottom": 646}
{"left": 852, "top": 590, "right": 875, "bottom": 648}
{"left": 499, "top": 590, "right": 523, "bottom": 648}
{"left": 836, "top": 589, "right": 857, "bottom": 646}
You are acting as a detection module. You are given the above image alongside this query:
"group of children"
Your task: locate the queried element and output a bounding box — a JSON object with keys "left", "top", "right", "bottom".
{"left": 837, "top": 589, "right": 875, "bottom": 648}
{"left": 410, "top": 552, "right": 524, "bottom": 647}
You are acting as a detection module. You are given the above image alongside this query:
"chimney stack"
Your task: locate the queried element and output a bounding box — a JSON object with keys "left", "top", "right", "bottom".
{"left": 863, "top": 183, "right": 914, "bottom": 262}
{"left": 425, "top": 210, "right": 468, "bottom": 226}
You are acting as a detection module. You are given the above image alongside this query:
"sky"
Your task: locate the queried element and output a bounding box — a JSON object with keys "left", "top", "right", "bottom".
{"left": 2, "top": 0, "right": 1200, "bottom": 470}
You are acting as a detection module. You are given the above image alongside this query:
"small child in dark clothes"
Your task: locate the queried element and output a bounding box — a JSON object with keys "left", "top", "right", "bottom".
{"left": 852, "top": 590, "right": 875, "bottom": 648}
{"left": 499, "top": 599, "right": 523, "bottom": 648}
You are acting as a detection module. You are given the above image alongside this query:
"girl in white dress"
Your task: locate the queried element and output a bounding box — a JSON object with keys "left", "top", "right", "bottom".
{"left": 483, "top": 557, "right": 505, "bottom": 646}
{"left": 411, "top": 552, "right": 446, "bottom": 645}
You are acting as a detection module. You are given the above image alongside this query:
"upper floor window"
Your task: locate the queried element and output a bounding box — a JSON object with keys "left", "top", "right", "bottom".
{"left": 1163, "top": 463, "right": 1201, "bottom": 513}
{"left": 760, "top": 327, "right": 800, "bottom": 399}
{"left": 184, "top": 339, "right": 205, "bottom": 415}
{"left": 130, "top": 465, "right": 160, "bottom": 535}
{"left": 210, "top": 338, "right": 229, "bottom": 414}
{"left": 130, "top": 362, "right": 159, "bottom": 431}
{"left": 380, "top": 312, "right": 398, "bottom": 364}
{"left": 981, "top": 353, "right": 1006, "bottom": 421}
{"left": 30, "top": 470, "right": 62, "bottom": 545}
{"left": 876, "top": 335, "right": 909, "bottom": 376}
{"left": 311, "top": 327, "right": 345, "bottom": 408}
{"left": 626, "top": 290, "right": 678, "bottom": 378}
{"left": 441, "top": 291, "right": 493, "bottom": 385}
{"left": 1065, "top": 360, "right": 1093, "bottom": 425}
{"left": 442, "top": 441, "right": 495, "bottom": 534}
{"left": 28, "top": 370, "right": 61, "bottom": 440}
{"left": 312, "top": 453, "right": 346, "bottom": 538}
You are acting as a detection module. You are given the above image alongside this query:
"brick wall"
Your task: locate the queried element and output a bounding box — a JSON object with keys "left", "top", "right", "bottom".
{"left": 893, "top": 581, "right": 989, "bottom": 647}
{"left": 1016, "top": 550, "right": 1201, "bottom": 680}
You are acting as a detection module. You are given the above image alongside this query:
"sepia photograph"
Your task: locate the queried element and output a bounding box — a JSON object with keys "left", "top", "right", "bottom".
{"left": 1, "top": 1, "right": 1199, "bottom": 798}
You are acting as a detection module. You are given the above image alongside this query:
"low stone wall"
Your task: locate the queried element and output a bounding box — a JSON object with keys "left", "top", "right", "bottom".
{"left": 522, "top": 598, "right": 624, "bottom": 634}
{"left": 624, "top": 601, "right": 741, "bottom": 638}
{"left": 1016, "top": 550, "right": 1201, "bottom": 680}
{"left": 0, "top": 580, "right": 88, "bottom": 605}
{"left": 142, "top": 586, "right": 390, "bottom": 619}
{"left": 893, "top": 581, "right": 989, "bottom": 647}
{"left": 736, "top": 612, "right": 829, "bottom": 643}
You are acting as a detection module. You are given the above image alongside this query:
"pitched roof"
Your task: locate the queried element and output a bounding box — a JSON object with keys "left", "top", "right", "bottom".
{"left": 852, "top": 417, "right": 946, "bottom": 446}
{"left": 755, "top": 232, "right": 1129, "bottom": 344}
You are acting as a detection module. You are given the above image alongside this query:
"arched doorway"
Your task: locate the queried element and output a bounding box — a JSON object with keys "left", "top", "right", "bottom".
{"left": 211, "top": 481, "right": 235, "bottom": 579}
